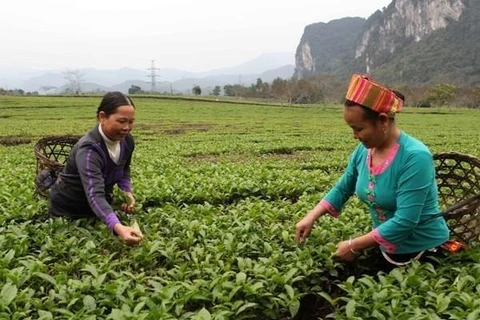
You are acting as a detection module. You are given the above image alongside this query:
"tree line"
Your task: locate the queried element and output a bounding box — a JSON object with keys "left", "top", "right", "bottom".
{"left": 214, "top": 77, "right": 326, "bottom": 104}
{"left": 194, "top": 76, "right": 480, "bottom": 108}
{"left": 2, "top": 72, "right": 480, "bottom": 109}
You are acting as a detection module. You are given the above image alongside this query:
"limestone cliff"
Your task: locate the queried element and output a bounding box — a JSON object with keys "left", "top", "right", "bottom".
{"left": 294, "top": 17, "right": 366, "bottom": 79}
{"left": 356, "top": 0, "right": 465, "bottom": 73}
{"left": 295, "top": 0, "right": 480, "bottom": 85}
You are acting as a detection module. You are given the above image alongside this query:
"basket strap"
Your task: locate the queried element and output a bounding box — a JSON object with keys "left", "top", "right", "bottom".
{"left": 418, "top": 194, "right": 480, "bottom": 225}
{"left": 381, "top": 250, "right": 425, "bottom": 266}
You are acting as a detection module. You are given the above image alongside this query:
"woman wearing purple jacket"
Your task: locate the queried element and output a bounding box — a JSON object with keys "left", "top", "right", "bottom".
{"left": 49, "top": 92, "right": 143, "bottom": 245}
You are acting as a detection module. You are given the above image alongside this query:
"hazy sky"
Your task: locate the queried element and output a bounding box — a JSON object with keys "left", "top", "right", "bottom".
{"left": 2, "top": 0, "right": 392, "bottom": 72}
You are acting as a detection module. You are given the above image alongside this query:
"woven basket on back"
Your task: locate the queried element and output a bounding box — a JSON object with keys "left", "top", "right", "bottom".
{"left": 34, "top": 136, "right": 80, "bottom": 197}
{"left": 434, "top": 152, "right": 480, "bottom": 246}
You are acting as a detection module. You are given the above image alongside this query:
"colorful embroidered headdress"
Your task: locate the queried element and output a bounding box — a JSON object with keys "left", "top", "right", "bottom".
{"left": 345, "top": 74, "right": 403, "bottom": 114}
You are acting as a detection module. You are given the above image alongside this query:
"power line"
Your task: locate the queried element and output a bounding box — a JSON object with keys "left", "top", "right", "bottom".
{"left": 147, "top": 60, "right": 160, "bottom": 93}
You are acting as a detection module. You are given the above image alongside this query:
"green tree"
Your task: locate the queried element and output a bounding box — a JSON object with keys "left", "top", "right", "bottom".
{"left": 260, "top": 82, "right": 271, "bottom": 98}
{"left": 255, "top": 78, "right": 264, "bottom": 96}
{"left": 192, "top": 85, "right": 202, "bottom": 96}
{"left": 212, "top": 85, "right": 221, "bottom": 96}
{"left": 128, "top": 85, "right": 143, "bottom": 94}
{"left": 223, "top": 85, "right": 234, "bottom": 96}
{"left": 271, "top": 77, "right": 295, "bottom": 103}
{"left": 232, "top": 84, "right": 245, "bottom": 98}
{"left": 270, "top": 78, "right": 288, "bottom": 99}
{"left": 291, "top": 77, "right": 324, "bottom": 104}
{"left": 426, "top": 83, "right": 456, "bottom": 110}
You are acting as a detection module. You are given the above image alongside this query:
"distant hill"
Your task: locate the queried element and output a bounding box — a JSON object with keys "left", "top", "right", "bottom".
{"left": 295, "top": 0, "right": 480, "bottom": 86}
{"left": 0, "top": 52, "right": 294, "bottom": 93}
{"left": 201, "top": 52, "right": 294, "bottom": 76}
{"left": 53, "top": 82, "right": 111, "bottom": 94}
{"left": 93, "top": 64, "right": 295, "bottom": 95}
{"left": 83, "top": 68, "right": 149, "bottom": 87}
{"left": 21, "top": 72, "right": 68, "bottom": 92}
{"left": 259, "top": 65, "right": 295, "bottom": 82}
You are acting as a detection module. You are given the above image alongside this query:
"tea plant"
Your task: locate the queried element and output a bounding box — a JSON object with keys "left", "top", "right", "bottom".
{"left": 0, "top": 96, "right": 479, "bottom": 319}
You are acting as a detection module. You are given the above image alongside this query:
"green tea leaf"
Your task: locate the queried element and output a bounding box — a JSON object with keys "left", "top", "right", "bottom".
{"left": 4, "top": 250, "right": 15, "bottom": 264}
{"left": 83, "top": 295, "right": 96, "bottom": 311}
{"left": 285, "top": 284, "right": 294, "bottom": 299}
{"left": 436, "top": 294, "right": 450, "bottom": 313}
{"left": 289, "top": 299, "right": 300, "bottom": 318}
{"left": 346, "top": 300, "right": 356, "bottom": 318}
{"left": 0, "top": 282, "right": 17, "bottom": 306}
{"left": 318, "top": 291, "right": 334, "bottom": 306}
{"left": 236, "top": 302, "right": 257, "bottom": 315}
{"left": 467, "top": 310, "right": 480, "bottom": 320}
{"left": 236, "top": 272, "right": 246, "bottom": 284}
{"left": 284, "top": 268, "right": 298, "bottom": 283}
{"left": 33, "top": 272, "right": 57, "bottom": 286}
{"left": 132, "top": 219, "right": 140, "bottom": 230}
{"left": 82, "top": 265, "right": 98, "bottom": 278}
{"left": 194, "top": 307, "right": 211, "bottom": 320}
{"left": 37, "top": 310, "right": 53, "bottom": 320}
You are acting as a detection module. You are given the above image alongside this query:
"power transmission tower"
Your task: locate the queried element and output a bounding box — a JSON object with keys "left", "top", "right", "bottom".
{"left": 147, "top": 60, "right": 161, "bottom": 93}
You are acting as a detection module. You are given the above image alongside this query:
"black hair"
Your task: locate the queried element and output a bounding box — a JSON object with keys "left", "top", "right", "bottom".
{"left": 96, "top": 91, "right": 135, "bottom": 118}
{"left": 344, "top": 90, "right": 404, "bottom": 122}
{"left": 345, "top": 99, "right": 381, "bottom": 122}
{"left": 392, "top": 90, "right": 405, "bottom": 102}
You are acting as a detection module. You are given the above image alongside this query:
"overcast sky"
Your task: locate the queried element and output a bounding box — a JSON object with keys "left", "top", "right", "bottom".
{"left": 2, "top": 0, "right": 392, "bottom": 72}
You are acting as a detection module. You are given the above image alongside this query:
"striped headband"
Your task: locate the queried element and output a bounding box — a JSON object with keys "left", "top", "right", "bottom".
{"left": 345, "top": 74, "right": 403, "bottom": 114}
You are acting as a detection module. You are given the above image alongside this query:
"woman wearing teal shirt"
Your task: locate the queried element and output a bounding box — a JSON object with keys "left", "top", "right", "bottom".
{"left": 295, "top": 74, "right": 449, "bottom": 270}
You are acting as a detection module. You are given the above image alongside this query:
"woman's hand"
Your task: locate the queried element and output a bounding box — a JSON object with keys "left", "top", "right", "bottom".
{"left": 333, "top": 240, "right": 358, "bottom": 262}
{"left": 114, "top": 224, "right": 143, "bottom": 245}
{"left": 295, "top": 216, "right": 316, "bottom": 244}
{"left": 295, "top": 203, "right": 329, "bottom": 245}
{"left": 120, "top": 191, "right": 135, "bottom": 214}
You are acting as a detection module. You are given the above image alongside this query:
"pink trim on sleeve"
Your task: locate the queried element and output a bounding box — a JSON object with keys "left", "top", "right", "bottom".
{"left": 371, "top": 228, "right": 397, "bottom": 253}
{"left": 320, "top": 199, "right": 340, "bottom": 218}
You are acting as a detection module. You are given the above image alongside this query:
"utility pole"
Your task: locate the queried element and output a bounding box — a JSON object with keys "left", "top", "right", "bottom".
{"left": 147, "top": 60, "right": 160, "bottom": 94}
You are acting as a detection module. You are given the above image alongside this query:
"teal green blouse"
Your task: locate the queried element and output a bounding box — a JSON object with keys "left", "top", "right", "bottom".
{"left": 321, "top": 131, "right": 450, "bottom": 254}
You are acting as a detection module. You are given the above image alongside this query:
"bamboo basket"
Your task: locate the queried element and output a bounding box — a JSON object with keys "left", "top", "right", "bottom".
{"left": 34, "top": 136, "right": 80, "bottom": 197}
{"left": 434, "top": 152, "right": 480, "bottom": 245}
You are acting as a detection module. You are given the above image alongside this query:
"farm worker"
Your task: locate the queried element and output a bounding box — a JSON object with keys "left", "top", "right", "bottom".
{"left": 295, "top": 74, "right": 449, "bottom": 271}
{"left": 49, "top": 91, "right": 143, "bottom": 245}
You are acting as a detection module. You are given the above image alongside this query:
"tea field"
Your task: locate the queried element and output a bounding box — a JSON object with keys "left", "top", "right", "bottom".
{"left": 1, "top": 95, "right": 480, "bottom": 319}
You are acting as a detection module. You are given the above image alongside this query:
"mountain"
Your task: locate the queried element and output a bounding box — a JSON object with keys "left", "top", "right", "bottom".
{"left": 200, "top": 52, "right": 294, "bottom": 77}
{"left": 21, "top": 72, "right": 70, "bottom": 92}
{"left": 83, "top": 68, "right": 149, "bottom": 87}
{"left": 15, "top": 68, "right": 151, "bottom": 92}
{"left": 295, "top": 17, "right": 366, "bottom": 79}
{"left": 258, "top": 65, "right": 295, "bottom": 82}
{"left": 110, "top": 80, "right": 175, "bottom": 94}
{"left": 1, "top": 52, "right": 294, "bottom": 92}
{"left": 0, "top": 67, "right": 54, "bottom": 90}
{"left": 51, "top": 82, "right": 111, "bottom": 94}
{"left": 295, "top": 0, "right": 480, "bottom": 86}
{"left": 82, "top": 64, "right": 295, "bottom": 95}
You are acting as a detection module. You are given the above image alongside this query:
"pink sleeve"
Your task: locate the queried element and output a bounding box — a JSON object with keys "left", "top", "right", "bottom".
{"left": 371, "top": 228, "right": 397, "bottom": 253}
{"left": 320, "top": 199, "right": 340, "bottom": 218}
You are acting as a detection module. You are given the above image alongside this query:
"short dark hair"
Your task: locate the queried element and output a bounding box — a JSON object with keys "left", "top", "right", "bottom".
{"left": 96, "top": 91, "right": 135, "bottom": 118}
